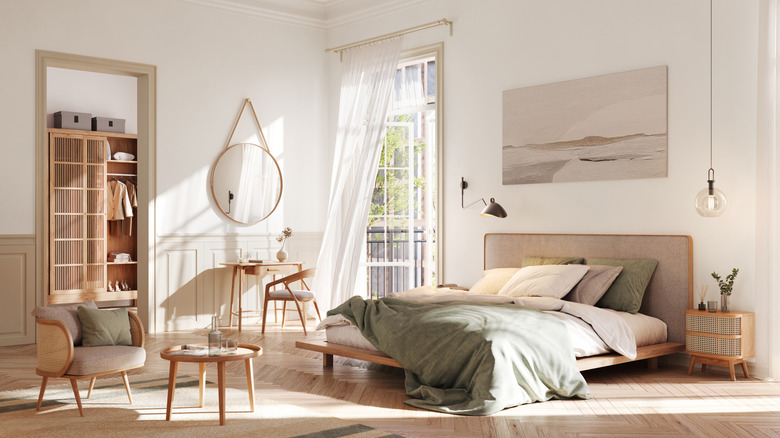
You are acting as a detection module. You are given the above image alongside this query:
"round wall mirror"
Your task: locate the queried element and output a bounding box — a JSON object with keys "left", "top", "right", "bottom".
{"left": 210, "top": 142, "right": 283, "bottom": 225}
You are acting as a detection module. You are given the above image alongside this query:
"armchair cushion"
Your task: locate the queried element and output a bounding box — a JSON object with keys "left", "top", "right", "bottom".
{"left": 31, "top": 301, "right": 98, "bottom": 346}
{"left": 67, "top": 345, "right": 146, "bottom": 376}
{"left": 78, "top": 307, "right": 132, "bottom": 347}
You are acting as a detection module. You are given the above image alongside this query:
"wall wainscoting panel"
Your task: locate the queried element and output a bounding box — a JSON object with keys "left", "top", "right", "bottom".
{"left": 0, "top": 236, "right": 36, "bottom": 346}
{"left": 153, "top": 233, "right": 322, "bottom": 333}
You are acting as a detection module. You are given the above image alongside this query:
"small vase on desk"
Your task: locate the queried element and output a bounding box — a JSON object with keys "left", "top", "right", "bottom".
{"left": 721, "top": 294, "right": 729, "bottom": 313}
{"left": 276, "top": 240, "right": 288, "bottom": 262}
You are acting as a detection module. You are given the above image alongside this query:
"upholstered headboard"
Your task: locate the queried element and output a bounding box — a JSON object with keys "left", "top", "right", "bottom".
{"left": 484, "top": 233, "right": 693, "bottom": 344}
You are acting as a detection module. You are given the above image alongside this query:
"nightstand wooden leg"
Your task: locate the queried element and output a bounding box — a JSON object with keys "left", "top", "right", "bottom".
{"left": 741, "top": 361, "right": 750, "bottom": 378}
{"left": 688, "top": 356, "right": 696, "bottom": 374}
{"left": 729, "top": 362, "right": 736, "bottom": 381}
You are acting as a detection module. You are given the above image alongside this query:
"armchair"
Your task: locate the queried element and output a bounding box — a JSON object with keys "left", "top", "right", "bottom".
{"left": 34, "top": 306, "right": 146, "bottom": 416}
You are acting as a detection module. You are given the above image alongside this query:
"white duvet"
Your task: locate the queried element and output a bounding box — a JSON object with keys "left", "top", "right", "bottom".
{"left": 317, "top": 286, "right": 667, "bottom": 360}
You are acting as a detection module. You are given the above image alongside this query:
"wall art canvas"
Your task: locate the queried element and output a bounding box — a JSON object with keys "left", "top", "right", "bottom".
{"left": 502, "top": 66, "right": 667, "bottom": 185}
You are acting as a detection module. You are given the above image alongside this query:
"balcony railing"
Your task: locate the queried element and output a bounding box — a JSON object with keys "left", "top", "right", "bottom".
{"left": 366, "top": 227, "right": 427, "bottom": 299}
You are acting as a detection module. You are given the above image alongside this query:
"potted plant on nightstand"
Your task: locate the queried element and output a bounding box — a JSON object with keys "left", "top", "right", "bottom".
{"left": 711, "top": 267, "right": 738, "bottom": 313}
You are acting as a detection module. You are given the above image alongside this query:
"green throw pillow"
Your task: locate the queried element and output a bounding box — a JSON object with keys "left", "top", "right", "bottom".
{"left": 521, "top": 256, "right": 585, "bottom": 267}
{"left": 77, "top": 307, "right": 132, "bottom": 347}
{"left": 590, "top": 258, "right": 658, "bottom": 314}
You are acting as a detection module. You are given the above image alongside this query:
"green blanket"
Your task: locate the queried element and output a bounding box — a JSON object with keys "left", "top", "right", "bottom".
{"left": 328, "top": 297, "right": 589, "bottom": 415}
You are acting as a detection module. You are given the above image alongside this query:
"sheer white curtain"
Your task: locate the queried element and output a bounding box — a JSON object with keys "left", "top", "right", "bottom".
{"left": 756, "top": 0, "right": 780, "bottom": 380}
{"left": 393, "top": 62, "right": 426, "bottom": 110}
{"left": 313, "top": 37, "right": 403, "bottom": 310}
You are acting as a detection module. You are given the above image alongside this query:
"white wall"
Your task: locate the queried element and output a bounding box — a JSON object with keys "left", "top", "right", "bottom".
{"left": 0, "top": 0, "right": 330, "bottom": 237}
{"left": 327, "top": 0, "right": 760, "bottom": 338}
{"left": 47, "top": 67, "right": 138, "bottom": 134}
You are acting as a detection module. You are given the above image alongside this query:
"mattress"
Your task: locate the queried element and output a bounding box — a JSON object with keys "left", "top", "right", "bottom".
{"left": 324, "top": 309, "right": 667, "bottom": 359}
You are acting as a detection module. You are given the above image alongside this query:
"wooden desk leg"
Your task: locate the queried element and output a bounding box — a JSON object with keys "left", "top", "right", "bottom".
{"left": 229, "top": 267, "right": 238, "bottom": 328}
{"left": 198, "top": 363, "right": 207, "bottom": 408}
{"left": 245, "top": 358, "right": 255, "bottom": 412}
{"left": 165, "top": 361, "right": 178, "bottom": 421}
{"left": 741, "top": 361, "right": 750, "bottom": 378}
{"left": 218, "top": 362, "right": 226, "bottom": 425}
{"left": 687, "top": 356, "right": 696, "bottom": 375}
{"left": 238, "top": 268, "right": 244, "bottom": 332}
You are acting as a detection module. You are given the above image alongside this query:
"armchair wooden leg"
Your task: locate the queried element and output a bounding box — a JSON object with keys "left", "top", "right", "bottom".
{"left": 70, "top": 378, "right": 84, "bottom": 417}
{"left": 36, "top": 377, "right": 48, "bottom": 411}
{"left": 281, "top": 302, "right": 287, "bottom": 329}
{"left": 121, "top": 371, "right": 133, "bottom": 404}
{"left": 87, "top": 377, "right": 97, "bottom": 399}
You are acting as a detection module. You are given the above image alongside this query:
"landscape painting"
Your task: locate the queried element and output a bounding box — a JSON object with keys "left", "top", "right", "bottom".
{"left": 502, "top": 66, "right": 667, "bottom": 185}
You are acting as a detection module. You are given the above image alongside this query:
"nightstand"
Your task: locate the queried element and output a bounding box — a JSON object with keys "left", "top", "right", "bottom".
{"left": 685, "top": 309, "right": 755, "bottom": 381}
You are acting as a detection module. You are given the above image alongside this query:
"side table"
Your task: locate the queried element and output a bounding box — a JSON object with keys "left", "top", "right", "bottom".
{"left": 160, "top": 343, "right": 261, "bottom": 425}
{"left": 685, "top": 309, "right": 754, "bottom": 381}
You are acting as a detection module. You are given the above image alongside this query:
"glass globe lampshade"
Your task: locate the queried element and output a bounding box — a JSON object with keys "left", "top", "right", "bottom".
{"left": 695, "top": 172, "right": 726, "bottom": 217}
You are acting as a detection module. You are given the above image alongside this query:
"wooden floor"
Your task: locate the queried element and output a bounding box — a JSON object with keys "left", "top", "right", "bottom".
{"left": 3, "top": 320, "right": 780, "bottom": 437}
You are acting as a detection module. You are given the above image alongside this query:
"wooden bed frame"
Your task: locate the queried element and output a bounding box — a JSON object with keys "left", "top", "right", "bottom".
{"left": 297, "top": 233, "right": 692, "bottom": 371}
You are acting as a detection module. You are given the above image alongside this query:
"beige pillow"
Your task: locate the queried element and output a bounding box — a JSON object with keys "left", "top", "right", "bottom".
{"left": 497, "top": 265, "right": 590, "bottom": 298}
{"left": 31, "top": 300, "right": 99, "bottom": 345}
{"left": 469, "top": 268, "right": 522, "bottom": 294}
{"left": 563, "top": 265, "right": 623, "bottom": 306}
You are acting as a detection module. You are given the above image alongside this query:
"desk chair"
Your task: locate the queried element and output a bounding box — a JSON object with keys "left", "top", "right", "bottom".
{"left": 261, "top": 268, "right": 321, "bottom": 335}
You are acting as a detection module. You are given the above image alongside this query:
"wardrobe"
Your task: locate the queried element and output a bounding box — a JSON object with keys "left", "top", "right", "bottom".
{"left": 48, "top": 128, "right": 138, "bottom": 307}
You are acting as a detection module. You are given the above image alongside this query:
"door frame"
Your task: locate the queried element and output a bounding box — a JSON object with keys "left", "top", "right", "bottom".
{"left": 35, "top": 50, "right": 156, "bottom": 331}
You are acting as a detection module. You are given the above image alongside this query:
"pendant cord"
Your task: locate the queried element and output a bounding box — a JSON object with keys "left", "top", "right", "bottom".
{"left": 709, "top": 0, "right": 713, "bottom": 170}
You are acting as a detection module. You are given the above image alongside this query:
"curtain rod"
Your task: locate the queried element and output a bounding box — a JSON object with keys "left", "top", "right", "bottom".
{"left": 325, "top": 18, "right": 452, "bottom": 56}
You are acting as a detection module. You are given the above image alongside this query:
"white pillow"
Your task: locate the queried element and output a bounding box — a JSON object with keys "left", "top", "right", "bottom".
{"left": 497, "top": 265, "right": 590, "bottom": 298}
{"left": 469, "top": 268, "right": 522, "bottom": 295}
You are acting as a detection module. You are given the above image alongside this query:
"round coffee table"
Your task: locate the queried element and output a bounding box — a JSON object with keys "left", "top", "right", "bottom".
{"left": 160, "top": 343, "right": 261, "bottom": 425}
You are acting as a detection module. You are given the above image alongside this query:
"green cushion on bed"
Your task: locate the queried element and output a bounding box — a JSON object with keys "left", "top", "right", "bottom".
{"left": 521, "top": 256, "right": 585, "bottom": 267}
{"left": 590, "top": 258, "right": 658, "bottom": 314}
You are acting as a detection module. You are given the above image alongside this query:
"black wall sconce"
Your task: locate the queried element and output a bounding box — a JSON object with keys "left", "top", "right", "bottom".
{"left": 460, "top": 177, "right": 507, "bottom": 218}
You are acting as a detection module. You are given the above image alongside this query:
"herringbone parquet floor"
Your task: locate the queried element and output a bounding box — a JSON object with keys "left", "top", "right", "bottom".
{"left": 3, "top": 320, "right": 780, "bottom": 437}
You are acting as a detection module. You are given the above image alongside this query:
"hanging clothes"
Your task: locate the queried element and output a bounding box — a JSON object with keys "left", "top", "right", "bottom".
{"left": 125, "top": 181, "right": 137, "bottom": 236}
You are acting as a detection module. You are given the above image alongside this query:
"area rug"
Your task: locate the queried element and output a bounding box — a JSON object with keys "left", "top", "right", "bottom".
{"left": 0, "top": 373, "right": 400, "bottom": 438}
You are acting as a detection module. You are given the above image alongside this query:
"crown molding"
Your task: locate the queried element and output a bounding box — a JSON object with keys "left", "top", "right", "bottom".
{"left": 174, "top": 0, "right": 432, "bottom": 30}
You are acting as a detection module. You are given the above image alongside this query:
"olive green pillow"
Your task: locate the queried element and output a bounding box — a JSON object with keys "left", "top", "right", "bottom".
{"left": 77, "top": 307, "right": 132, "bottom": 347}
{"left": 590, "top": 258, "right": 658, "bottom": 314}
{"left": 521, "top": 256, "right": 585, "bottom": 267}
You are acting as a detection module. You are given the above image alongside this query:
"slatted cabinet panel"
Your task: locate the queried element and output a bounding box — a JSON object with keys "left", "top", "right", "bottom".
{"left": 48, "top": 128, "right": 138, "bottom": 305}
{"left": 49, "top": 133, "right": 103, "bottom": 299}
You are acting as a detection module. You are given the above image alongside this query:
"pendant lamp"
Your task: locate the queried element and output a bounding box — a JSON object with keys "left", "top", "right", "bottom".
{"left": 695, "top": 0, "right": 727, "bottom": 217}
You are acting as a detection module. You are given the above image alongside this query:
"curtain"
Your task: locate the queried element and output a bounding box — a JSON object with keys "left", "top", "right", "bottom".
{"left": 393, "top": 62, "right": 426, "bottom": 110}
{"left": 313, "top": 37, "right": 403, "bottom": 310}
{"left": 756, "top": 0, "right": 780, "bottom": 380}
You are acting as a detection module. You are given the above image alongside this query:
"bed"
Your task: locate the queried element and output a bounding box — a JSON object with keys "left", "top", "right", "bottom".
{"left": 296, "top": 233, "right": 692, "bottom": 413}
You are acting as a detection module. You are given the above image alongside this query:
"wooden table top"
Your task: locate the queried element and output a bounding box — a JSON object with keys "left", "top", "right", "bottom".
{"left": 160, "top": 343, "right": 261, "bottom": 363}
{"left": 220, "top": 261, "right": 301, "bottom": 267}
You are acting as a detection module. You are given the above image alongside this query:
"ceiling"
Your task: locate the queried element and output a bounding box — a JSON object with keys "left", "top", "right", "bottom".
{"left": 177, "top": 0, "right": 432, "bottom": 29}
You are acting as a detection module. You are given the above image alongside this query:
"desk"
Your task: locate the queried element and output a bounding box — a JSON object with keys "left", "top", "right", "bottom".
{"left": 160, "top": 343, "right": 261, "bottom": 425}
{"left": 220, "top": 261, "right": 302, "bottom": 331}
